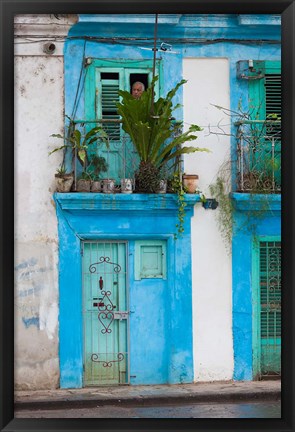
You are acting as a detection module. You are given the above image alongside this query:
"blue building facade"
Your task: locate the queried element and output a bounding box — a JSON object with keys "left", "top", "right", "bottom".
{"left": 56, "top": 14, "right": 281, "bottom": 387}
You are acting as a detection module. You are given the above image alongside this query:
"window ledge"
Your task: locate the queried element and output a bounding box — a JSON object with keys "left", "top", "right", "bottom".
{"left": 54, "top": 192, "right": 201, "bottom": 213}
{"left": 231, "top": 192, "right": 281, "bottom": 212}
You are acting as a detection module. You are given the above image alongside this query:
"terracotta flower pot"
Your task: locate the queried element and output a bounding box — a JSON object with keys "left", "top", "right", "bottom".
{"left": 91, "top": 180, "right": 102, "bottom": 193}
{"left": 182, "top": 174, "right": 199, "bottom": 193}
{"left": 76, "top": 179, "right": 91, "bottom": 192}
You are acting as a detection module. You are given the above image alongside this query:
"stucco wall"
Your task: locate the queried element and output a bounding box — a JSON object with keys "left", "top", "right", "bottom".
{"left": 183, "top": 58, "right": 234, "bottom": 381}
{"left": 14, "top": 14, "right": 76, "bottom": 389}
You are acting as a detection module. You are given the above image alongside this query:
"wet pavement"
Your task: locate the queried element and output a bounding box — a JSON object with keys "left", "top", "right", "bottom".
{"left": 15, "top": 400, "right": 281, "bottom": 418}
{"left": 15, "top": 380, "right": 281, "bottom": 412}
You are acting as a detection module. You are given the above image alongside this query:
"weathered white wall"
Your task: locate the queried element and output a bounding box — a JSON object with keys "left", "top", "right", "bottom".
{"left": 183, "top": 58, "right": 234, "bottom": 381}
{"left": 14, "top": 14, "right": 76, "bottom": 389}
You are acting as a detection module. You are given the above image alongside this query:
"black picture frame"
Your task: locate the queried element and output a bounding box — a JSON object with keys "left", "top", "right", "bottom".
{"left": 1, "top": 1, "right": 294, "bottom": 431}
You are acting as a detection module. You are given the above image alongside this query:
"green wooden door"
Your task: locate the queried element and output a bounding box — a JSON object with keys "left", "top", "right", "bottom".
{"left": 82, "top": 241, "right": 129, "bottom": 386}
{"left": 253, "top": 239, "right": 281, "bottom": 377}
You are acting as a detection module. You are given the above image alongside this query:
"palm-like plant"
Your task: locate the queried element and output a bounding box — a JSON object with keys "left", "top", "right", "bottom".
{"left": 117, "top": 76, "right": 208, "bottom": 192}
{"left": 49, "top": 120, "right": 109, "bottom": 174}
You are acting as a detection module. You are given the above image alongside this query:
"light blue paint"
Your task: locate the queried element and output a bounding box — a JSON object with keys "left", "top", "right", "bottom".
{"left": 56, "top": 194, "right": 197, "bottom": 388}
{"left": 231, "top": 193, "right": 281, "bottom": 380}
{"left": 22, "top": 316, "right": 39, "bottom": 329}
{"left": 15, "top": 258, "right": 38, "bottom": 271}
{"left": 69, "top": 14, "right": 280, "bottom": 40}
{"left": 129, "top": 241, "right": 169, "bottom": 384}
{"left": 18, "top": 286, "right": 42, "bottom": 298}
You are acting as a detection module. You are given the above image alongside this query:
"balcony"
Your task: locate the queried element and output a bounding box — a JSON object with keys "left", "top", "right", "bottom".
{"left": 65, "top": 119, "right": 183, "bottom": 190}
{"left": 235, "top": 120, "right": 281, "bottom": 194}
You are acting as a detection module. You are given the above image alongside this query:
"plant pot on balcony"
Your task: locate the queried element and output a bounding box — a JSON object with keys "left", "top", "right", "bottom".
{"left": 91, "top": 180, "right": 102, "bottom": 193}
{"left": 182, "top": 174, "right": 199, "bottom": 194}
{"left": 55, "top": 173, "right": 74, "bottom": 193}
{"left": 156, "top": 179, "right": 167, "bottom": 194}
{"left": 102, "top": 179, "right": 115, "bottom": 194}
{"left": 76, "top": 178, "right": 91, "bottom": 192}
{"left": 120, "top": 178, "right": 133, "bottom": 194}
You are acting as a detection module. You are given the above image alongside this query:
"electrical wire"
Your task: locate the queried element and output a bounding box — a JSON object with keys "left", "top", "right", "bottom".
{"left": 71, "top": 39, "right": 87, "bottom": 120}
{"left": 14, "top": 35, "right": 281, "bottom": 46}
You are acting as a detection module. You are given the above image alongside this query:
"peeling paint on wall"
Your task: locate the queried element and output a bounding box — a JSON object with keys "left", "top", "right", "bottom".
{"left": 14, "top": 242, "right": 59, "bottom": 388}
{"left": 22, "top": 316, "right": 40, "bottom": 328}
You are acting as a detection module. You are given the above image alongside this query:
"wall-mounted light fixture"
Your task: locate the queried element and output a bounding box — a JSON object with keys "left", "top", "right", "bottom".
{"left": 236, "top": 60, "right": 264, "bottom": 80}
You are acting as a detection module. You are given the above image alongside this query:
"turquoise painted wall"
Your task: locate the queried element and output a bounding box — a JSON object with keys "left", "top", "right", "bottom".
{"left": 231, "top": 194, "right": 281, "bottom": 380}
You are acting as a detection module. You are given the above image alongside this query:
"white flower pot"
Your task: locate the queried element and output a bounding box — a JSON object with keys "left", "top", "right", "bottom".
{"left": 121, "top": 178, "right": 133, "bottom": 194}
{"left": 156, "top": 179, "right": 167, "bottom": 194}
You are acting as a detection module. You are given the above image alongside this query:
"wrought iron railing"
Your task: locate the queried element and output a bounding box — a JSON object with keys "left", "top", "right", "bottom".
{"left": 235, "top": 120, "right": 281, "bottom": 193}
{"left": 70, "top": 119, "right": 183, "bottom": 188}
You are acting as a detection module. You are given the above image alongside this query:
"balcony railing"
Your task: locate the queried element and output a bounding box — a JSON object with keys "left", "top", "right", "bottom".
{"left": 70, "top": 119, "right": 183, "bottom": 186}
{"left": 235, "top": 120, "right": 281, "bottom": 193}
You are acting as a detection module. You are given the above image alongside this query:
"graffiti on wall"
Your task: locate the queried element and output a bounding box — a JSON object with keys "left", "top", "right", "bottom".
{"left": 15, "top": 255, "right": 58, "bottom": 338}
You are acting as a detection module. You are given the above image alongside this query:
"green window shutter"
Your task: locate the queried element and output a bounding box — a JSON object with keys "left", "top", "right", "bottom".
{"left": 85, "top": 59, "right": 161, "bottom": 181}
{"left": 247, "top": 61, "right": 281, "bottom": 188}
{"left": 134, "top": 240, "right": 167, "bottom": 280}
{"left": 248, "top": 61, "right": 281, "bottom": 122}
{"left": 265, "top": 73, "right": 281, "bottom": 119}
{"left": 100, "top": 74, "right": 121, "bottom": 140}
{"left": 264, "top": 72, "right": 281, "bottom": 139}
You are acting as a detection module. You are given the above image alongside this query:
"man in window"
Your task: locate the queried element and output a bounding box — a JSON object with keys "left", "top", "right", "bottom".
{"left": 131, "top": 81, "right": 145, "bottom": 99}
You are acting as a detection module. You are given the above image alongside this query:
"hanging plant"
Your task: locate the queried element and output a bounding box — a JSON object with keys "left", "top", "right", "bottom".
{"left": 170, "top": 172, "right": 187, "bottom": 238}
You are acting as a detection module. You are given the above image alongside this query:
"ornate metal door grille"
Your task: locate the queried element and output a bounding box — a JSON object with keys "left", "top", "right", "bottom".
{"left": 259, "top": 241, "right": 281, "bottom": 376}
{"left": 83, "top": 241, "right": 129, "bottom": 386}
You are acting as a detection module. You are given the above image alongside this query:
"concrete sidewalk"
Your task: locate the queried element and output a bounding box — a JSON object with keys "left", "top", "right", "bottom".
{"left": 15, "top": 380, "right": 281, "bottom": 410}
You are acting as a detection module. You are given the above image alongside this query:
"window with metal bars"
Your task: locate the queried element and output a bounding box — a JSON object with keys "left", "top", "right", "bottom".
{"left": 259, "top": 241, "right": 281, "bottom": 339}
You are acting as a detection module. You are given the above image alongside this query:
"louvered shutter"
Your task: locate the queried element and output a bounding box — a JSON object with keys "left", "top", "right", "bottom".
{"left": 101, "top": 74, "right": 121, "bottom": 140}
{"left": 248, "top": 61, "right": 281, "bottom": 188}
{"left": 259, "top": 241, "right": 281, "bottom": 375}
{"left": 265, "top": 73, "right": 281, "bottom": 139}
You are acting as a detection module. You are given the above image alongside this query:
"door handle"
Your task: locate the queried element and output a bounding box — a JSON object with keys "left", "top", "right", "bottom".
{"left": 113, "top": 312, "right": 129, "bottom": 320}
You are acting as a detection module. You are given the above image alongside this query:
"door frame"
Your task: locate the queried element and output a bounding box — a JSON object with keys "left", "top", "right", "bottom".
{"left": 82, "top": 240, "right": 130, "bottom": 386}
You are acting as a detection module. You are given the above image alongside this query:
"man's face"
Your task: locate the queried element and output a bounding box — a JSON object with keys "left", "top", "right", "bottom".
{"left": 132, "top": 83, "right": 144, "bottom": 99}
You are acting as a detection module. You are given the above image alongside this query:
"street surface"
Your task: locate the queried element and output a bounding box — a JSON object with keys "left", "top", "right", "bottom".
{"left": 15, "top": 400, "right": 281, "bottom": 418}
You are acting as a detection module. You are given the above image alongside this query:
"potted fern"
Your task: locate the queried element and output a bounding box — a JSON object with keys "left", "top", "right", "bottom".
{"left": 117, "top": 76, "right": 208, "bottom": 193}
